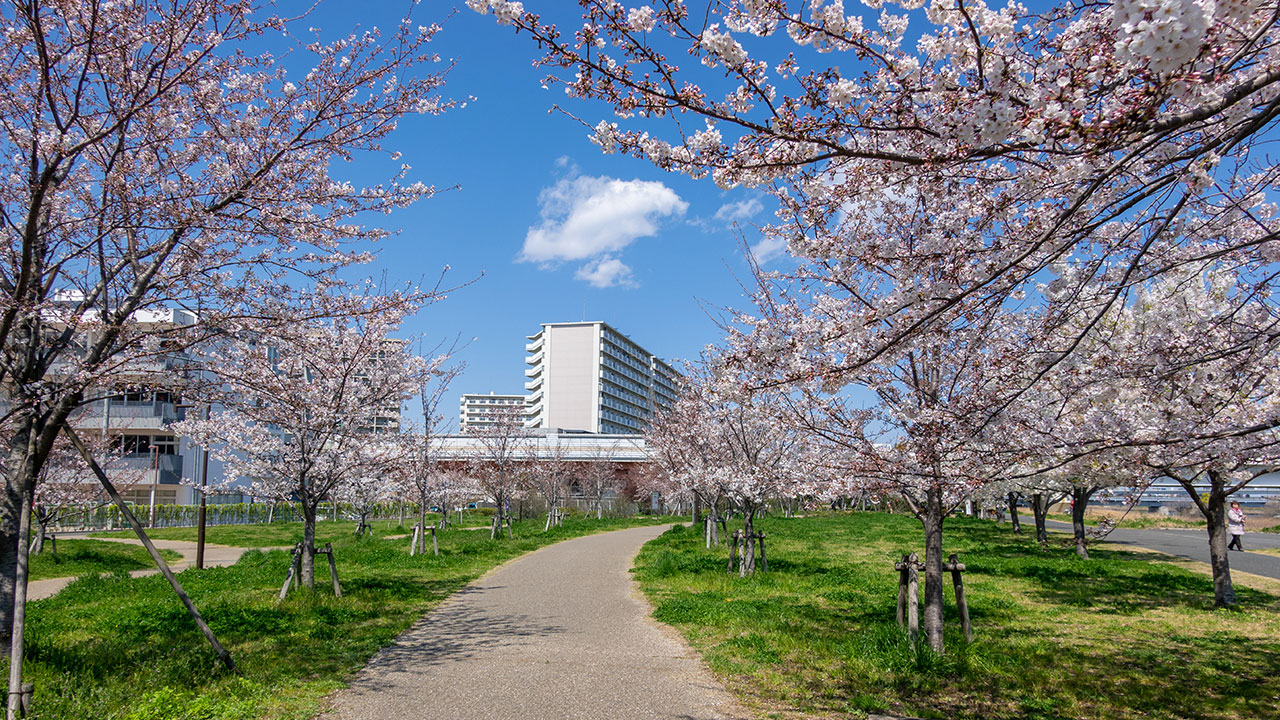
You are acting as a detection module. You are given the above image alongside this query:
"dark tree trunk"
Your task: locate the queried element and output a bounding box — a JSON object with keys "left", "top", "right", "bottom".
{"left": 1070, "top": 487, "right": 1096, "bottom": 559}
{"left": 1007, "top": 492, "right": 1022, "bottom": 533}
{"left": 0, "top": 427, "right": 35, "bottom": 657}
{"left": 1031, "top": 493, "right": 1049, "bottom": 544}
{"left": 921, "top": 487, "right": 946, "bottom": 654}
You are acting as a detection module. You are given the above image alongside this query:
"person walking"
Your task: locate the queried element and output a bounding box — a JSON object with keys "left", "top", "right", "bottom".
{"left": 1227, "top": 501, "right": 1247, "bottom": 551}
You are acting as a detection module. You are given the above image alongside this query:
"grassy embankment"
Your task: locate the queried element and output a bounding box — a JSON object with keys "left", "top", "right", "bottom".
{"left": 29, "top": 539, "right": 182, "bottom": 582}
{"left": 633, "top": 513, "right": 1280, "bottom": 720}
{"left": 1045, "top": 511, "right": 1206, "bottom": 530}
{"left": 16, "top": 515, "right": 675, "bottom": 719}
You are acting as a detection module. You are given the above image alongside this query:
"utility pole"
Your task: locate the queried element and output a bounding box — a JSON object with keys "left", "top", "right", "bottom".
{"left": 196, "top": 403, "right": 210, "bottom": 569}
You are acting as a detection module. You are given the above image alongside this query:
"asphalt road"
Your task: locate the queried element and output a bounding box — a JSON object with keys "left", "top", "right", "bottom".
{"left": 1046, "top": 520, "right": 1280, "bottom": 579}
{"left": 318, "top": 524, "right": 746, "bottom": 720}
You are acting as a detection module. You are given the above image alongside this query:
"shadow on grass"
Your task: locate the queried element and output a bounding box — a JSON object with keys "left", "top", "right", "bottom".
{"left": 635, "top": 513, "right": 1280, "bottom": 720}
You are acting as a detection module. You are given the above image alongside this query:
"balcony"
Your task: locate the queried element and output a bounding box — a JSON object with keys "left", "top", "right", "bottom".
{"left": 78, "top": 400, "right": 185, "bottom": 431}
{"left": 524, "top": 364, "right": 542, "bottom": 378}
{"left": 116, "top": 453, "right": 184, "bottom": 485}
{"left": 525, "top": 376, "right": 542, "bottom": 392}
{"left": 525, "top": 351, "right": 543, "bottom": 365}
{"left": 525, "top": 339, "right": 543, "bottom": 353}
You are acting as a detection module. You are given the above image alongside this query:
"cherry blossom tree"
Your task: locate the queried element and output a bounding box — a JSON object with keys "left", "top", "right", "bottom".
{"left": 337, "top": 437, "right": 403, "bottom": 537}
{"left": 525, "top": 440, "right": 572, "bottom": 530}
{"left": 0, "top": 0, "right": 459, "bottom": 653}
{"left": 464, "top": 404, "right": 531, "bottom": 539}
{"left": 175, "top": 303, "right": 429, "bottom": 588}
{"left": 648, "top": 364, "right": 808, "bottom": 575}
{"left": 399, "top": 351, "right": 464, "bottom": 551}
{"left": 30, "top": 434, "right": 147, "bottom": 553}
{"left": 1038, "top": 267, "right": 1280, "bottom": 604}
{"left": 473, "top": 0, "right": 1279, "bottom": 379}
{"left": 577, "top": 440, "right": 623, "bottom": 520}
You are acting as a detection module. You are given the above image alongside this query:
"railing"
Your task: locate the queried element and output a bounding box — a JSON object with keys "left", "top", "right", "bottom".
{"left": 117, "top": 453, "right": 184, "bottom": 484}
{"left": 82, "top": 400, "right": 185, "bottom": 425}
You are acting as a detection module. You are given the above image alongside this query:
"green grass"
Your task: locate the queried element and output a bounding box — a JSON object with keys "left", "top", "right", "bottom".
{"left": 632, "top": 513, "right": 1280, "bottom": 720}
{"left": 17, "top": 514, "right": 676, "bottom": 719}
{"left": 28, "top": 540, "right": 182, "bottom": 581}
{"left": 94, "top": 520, "right": 377, "bottom": 548}
{"left": 91, "top": 513, "right": 508, "bottom": 545}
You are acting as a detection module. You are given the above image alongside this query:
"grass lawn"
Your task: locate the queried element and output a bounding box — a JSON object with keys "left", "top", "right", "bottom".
{"left": 16, "top": 514, "right": 676, "bottom": 719}
{"left": 94, "top": 519, "right": 384, "bottom": 547}
{"left": 28, "top": 539, "right": 182, "bottom": 581}
{"left": 633, "top": 513, "right": 1280, "bottom": 720}
{"left": 91, "top": 513, "right": 506, "bottom": 546}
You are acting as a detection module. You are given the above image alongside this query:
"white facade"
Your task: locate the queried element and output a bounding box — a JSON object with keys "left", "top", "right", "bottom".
{"left": 459, "top": 391, "right": 530, "bottom": 433}
{"left": 524, "top": 321, "right": 679, "bottom": 434}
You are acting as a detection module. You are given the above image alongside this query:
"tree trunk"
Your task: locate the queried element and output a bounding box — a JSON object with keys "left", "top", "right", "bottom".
{"left": 1071, "top": 487, "right": 1093, "bottom": 559}
{"left": 418, "top": 495, "right": 428, "bottom": 553}
{"left": 30, "top": 521, "right": 46, "bottom": 555}
{"left": 301, "top": 501, "right": 317, "bottom": 588}
{"left": 1031, "top": 493, "right": 1049, "bottom": 544}
{"left": 921, "top": 488, "right": 946, "bottom": 654}
{"left": 1204, "top": 489, "right": 1236, "bottom": 607}
{"left": 7, "top": 465, "right": 33, "bottom": 720}
{"left": 0, "top": 428, "right": 36, "bottom": 657}
{"left": 740, "top": 509, "right": 756, "bottom": 577}
{"left": 1007, "top": 492, "right": 1021, "bottom": 533}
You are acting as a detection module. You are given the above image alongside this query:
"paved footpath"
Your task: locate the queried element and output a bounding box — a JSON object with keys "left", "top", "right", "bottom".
{"left": 319, "top": 524, "right": 746, "bottom": 720}
{"left": 28, "top": 535, "right": 266, "bottom": 601}
{"left": 1046, "top": 520, "right": 1280, "bottom": 580}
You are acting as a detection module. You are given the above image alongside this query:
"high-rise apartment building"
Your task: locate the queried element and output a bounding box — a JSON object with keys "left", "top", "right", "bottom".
{"left": 459, "top": 392, "right": 529, "bottom": 433}
{"left": 524, "top": 321, "right": 679, "bottom": 434}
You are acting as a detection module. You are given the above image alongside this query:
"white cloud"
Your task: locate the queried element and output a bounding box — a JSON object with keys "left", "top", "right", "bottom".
{"left": 713, "top": 197, "right": 763, "bottom": 224}
{"left": 750, "top": 236, "right": 787, "bottom": 264}
{"left": 520, "top": 174, "right": 687, "bottom": 264}
{"left": 575, "top": 256, "right": 636, "bottom": 288}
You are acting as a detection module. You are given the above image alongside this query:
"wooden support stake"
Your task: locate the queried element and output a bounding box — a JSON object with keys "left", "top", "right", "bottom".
{"left": 894, "top": 553, "right": 909, "bottom": 627}
{"left": 325, "top": 543, "right": 342, "bottom": 598}
{"left": 431, "top": 526, "right": 438, "bottom": 556}
{"left": 64, "top": 425, "right": 236, "bottom": 672}
{"left": 727, "top": 530, "right": 740, "bottom": 572}
{"left": 893, "top": 552, "right": 920, "bottom": 645}
{"left": 279, "top": 544, "right": 301, "bottom": 600}
{"left": 945, "top": 552, "right": 972, "bottom": 642}
{"left": 19, "top": 683, "right": 32, "bottom": 717}
{"left": 906, "top": 552, "right": 920, "bottom": 646}
{"left": 757, "top": 532, "right": 767, "bottom": 572}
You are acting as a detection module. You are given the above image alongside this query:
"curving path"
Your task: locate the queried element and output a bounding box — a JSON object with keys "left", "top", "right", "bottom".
{"left": 319, "top": 524, "right": 746, "bottom": 720}
{"left": 27, "top": 536, "right": 270, "bottom": 601}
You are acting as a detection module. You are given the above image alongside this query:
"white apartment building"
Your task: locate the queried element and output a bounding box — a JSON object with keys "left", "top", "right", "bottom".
{"left": 524, "top": 321, "right": 679, "bottom": 434}
{"left": 459, "top": 392, "right": 529, "bottom": 433}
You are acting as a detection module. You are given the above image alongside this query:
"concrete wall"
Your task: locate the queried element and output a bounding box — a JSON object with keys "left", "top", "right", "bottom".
{"left": 545, "top": 324, "right": 600, "bottom": 432}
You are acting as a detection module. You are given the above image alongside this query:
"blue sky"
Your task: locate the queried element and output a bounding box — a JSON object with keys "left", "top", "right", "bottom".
{"left": 305, "top": 3, "right": 775, "bottom": 428}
